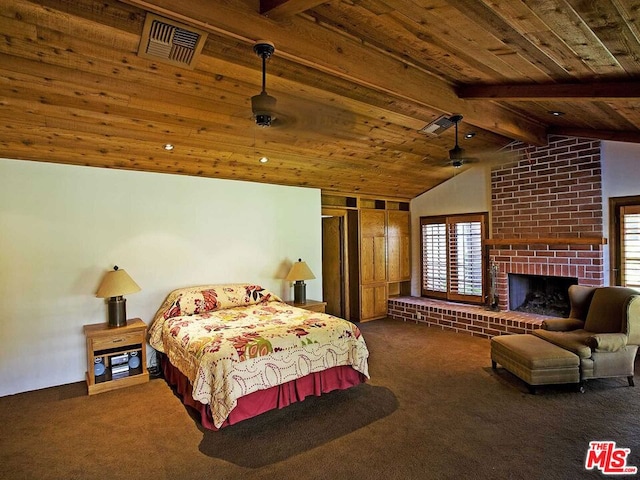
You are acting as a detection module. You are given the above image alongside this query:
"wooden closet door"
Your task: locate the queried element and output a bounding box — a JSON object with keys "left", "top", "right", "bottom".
{"left": 359, "top": 209, "right": 388, "bottom": 320}
{"left": 361, "top": 284, "right": 387, "bottom": 321}
{"left": 387, "top": 211, "right": 410, "bottom": 282}
{"left": 360, "top": 210, "right": 387, "bottom": 285}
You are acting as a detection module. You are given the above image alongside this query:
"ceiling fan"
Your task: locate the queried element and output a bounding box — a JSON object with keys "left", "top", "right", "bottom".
{"left": 247, "top": 40, "right": 359, "bottom": 136}
{"left": 421, "top": 114, "right": 515, "bottom": 170}
{"left": 446, "top": 114, "right": 478, "bottom": 168}
{"left": 249, "top": 40, "right": 302, "bottom": 130}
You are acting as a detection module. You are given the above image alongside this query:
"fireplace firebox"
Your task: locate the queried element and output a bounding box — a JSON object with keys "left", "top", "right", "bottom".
{"left": 508, "top": 274, "right": 578, "bottom": 317}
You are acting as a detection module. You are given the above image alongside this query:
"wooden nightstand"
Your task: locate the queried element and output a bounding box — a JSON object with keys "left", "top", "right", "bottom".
{"left": 286, "top": 299, "right": 327, "bottom": 313}
{"left": 83, "top": 318, "right": 149, "bottom": 395}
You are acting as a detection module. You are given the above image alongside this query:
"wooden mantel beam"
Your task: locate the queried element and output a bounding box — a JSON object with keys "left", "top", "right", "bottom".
{"left": 457, "top": 81, "right": 640, "bottom": 100}
{"left": 486, "top": 237, "right": 607, "bottom": 246}
{"left": 120, "top": 0, "right": 548, "bottom": 145}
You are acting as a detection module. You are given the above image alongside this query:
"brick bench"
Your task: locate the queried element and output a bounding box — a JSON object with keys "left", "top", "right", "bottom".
{"left": 491, "top": 334, "right": 581, "bottom": 393}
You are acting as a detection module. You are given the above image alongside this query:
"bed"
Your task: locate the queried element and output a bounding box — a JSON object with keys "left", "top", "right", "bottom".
{"left": 149, "top": 283, "right": 370, "bottom": 430}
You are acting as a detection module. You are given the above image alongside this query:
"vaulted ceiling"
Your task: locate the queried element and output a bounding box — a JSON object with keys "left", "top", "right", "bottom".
{"left": 2, "top": 0, "right": 640, "bottom": 199}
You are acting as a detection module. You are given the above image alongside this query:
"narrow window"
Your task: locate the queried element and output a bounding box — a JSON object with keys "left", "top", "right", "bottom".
{"left": 620, "top": 205, "right": 640, "bottom": 288}
{"left": 610, "top": 196, "right": 640, "bottom": 287}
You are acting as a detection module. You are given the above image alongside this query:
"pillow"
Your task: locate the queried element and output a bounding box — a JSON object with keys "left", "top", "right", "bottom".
{"left": 158, "top": 283, "right": 282, "bottom": 321}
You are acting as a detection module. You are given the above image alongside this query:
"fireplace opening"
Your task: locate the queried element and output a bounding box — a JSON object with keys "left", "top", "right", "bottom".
{"left": 508, "top": 274, "right": 578, "bottom": 317}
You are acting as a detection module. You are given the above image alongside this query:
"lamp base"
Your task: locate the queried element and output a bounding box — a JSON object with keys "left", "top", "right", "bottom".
{"left": 108, "top": 296, "right": 127, "bottom": 328}
{"left": 293, "top": 281, "right": 307, "bottom": 304}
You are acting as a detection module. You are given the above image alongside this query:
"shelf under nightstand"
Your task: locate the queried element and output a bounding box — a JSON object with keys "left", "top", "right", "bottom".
{"left": 83, "top": 318, "right": 149, "bottom": 395}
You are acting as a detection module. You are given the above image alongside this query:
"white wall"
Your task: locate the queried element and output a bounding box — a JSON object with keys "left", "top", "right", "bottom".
{"left": 601, "top": 140, "right": 640, "bottom": 283}
{"left": 409, "top": 166, "right": 491, "bottom": 295}
{"left": 0, "top": 159, "right": 322, "bottom": 396}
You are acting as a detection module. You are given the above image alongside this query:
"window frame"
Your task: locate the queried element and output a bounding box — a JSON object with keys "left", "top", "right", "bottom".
{"left": 610, "top": 195, "right": 640, "bottom": 287}
{"left": 420, "top": 212, "right": 488, "bottom": 304}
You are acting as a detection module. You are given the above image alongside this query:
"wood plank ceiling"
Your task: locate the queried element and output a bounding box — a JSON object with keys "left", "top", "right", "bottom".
{"left": 1, "top": 0, "right": 639, "bottom": 199}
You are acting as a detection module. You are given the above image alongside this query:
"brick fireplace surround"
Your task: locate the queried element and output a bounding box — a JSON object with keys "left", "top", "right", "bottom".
{"left": 389, "top": 136, "right": 605, "bottom": 338}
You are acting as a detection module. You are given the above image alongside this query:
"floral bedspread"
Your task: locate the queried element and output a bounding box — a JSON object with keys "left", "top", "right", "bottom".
{"left": 149, "top": 284, "right": 369, "bottom": 427}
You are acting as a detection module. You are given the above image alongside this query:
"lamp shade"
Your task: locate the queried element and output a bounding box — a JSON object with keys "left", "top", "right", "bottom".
{"left": 95, "top": 266, "right": 141, "bottom": 298}
{"left": 286, "top": 259, "right": 316, "bottom": 281}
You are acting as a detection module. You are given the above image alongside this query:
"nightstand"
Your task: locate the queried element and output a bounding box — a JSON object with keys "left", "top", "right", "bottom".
{"left": 83, "top": 318, "right": 149, "bottom": 395}
{"left": 286, "top": 299, "right": 327, "bottom": 313}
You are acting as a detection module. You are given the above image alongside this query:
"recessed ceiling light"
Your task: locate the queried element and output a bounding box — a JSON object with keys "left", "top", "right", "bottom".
{"left": 465, "top": 132, "right": 476, "bottom": 139}
{"left": 163, "top": 143, "right": 174, "bottom": 151}
{"left": 259, "top": 156, "right": 269, "bottom": 163}
{"left": 549, "top": 111, "right": 565, "bottom": 116}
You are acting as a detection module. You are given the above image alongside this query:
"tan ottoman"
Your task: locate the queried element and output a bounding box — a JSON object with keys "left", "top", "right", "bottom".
{"left": 491, "top": 334, "right": 580, "bottom": 393}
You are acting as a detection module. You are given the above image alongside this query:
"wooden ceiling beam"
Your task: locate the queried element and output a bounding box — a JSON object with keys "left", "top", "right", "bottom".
{"left": 548, "top": 127, "right": 640, "bottom": 144}
{"left": 259, "top": 0, "right": 326, "bottom": 19}
{"left": 458, "top": 81, "right": 640, "bottom": 100}
{"left": 119, "top": 0, "right": 547, "bottom": 145}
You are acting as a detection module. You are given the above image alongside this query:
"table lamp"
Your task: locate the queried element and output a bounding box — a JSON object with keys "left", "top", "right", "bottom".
{"left": 96, "top": 266, "right": 141, "bottom": 328}
{"left": 286, "top": 258, "right": 315, "bottom": 304}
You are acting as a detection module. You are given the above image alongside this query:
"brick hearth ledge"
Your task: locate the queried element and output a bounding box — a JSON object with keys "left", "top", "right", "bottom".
{"left": 388, "top": 297, "right": 548, "bottom": 339}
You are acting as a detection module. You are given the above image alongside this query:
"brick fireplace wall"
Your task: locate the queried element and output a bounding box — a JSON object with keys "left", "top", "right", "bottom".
{"left": 490, "top": 136, "right": 604, "bottom": 311}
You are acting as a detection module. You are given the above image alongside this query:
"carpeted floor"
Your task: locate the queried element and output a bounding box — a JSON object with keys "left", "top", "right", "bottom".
{"left": 1, "top": 318, "right": 639, "bottom": 480}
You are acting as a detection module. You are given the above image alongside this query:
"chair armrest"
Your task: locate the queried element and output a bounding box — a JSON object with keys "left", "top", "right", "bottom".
{"left": 586, "top": 333, "right": 628, "bottom": 352}
{"left": 541, "top": 317, "right": 585, "bottom": 331}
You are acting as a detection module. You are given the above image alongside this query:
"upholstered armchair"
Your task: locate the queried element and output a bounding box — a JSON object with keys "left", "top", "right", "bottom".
{"left": 533, "top": 285, "right": 640, "bottom": 388}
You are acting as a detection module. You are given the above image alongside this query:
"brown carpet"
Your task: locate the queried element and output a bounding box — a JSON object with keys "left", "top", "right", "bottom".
{"left": 1, "top": 318, "right": 639, "bottom": 480}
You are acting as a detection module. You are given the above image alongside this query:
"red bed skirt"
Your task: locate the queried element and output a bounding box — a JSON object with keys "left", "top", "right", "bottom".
{"left": 161, "top": 356, "right": 367, "bottom": 430}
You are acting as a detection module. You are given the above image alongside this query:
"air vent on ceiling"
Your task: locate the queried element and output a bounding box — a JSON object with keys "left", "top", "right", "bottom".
{"left": 138, "top": 13, "right": 208, "bottom": 69}
{"left": 418, "top": 114, "right": 455, "bottom": 136}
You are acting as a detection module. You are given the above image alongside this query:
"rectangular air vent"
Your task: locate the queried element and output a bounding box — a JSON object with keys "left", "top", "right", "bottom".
{"left": 138, "top": 13, "right": 208, "bottom": 69}
{"left": 419, "top": 114, "right": 454, "bottom": 136}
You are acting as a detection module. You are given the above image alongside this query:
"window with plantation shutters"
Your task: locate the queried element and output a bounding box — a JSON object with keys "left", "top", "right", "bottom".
{"left": 621, "top": 205, "right": 640, "bottom": 288}
{"left": 421, "top": 213, "right": 487, "bottom": 303}
{"left": 422, "top": 220, "right": 447, "bottom": 298}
